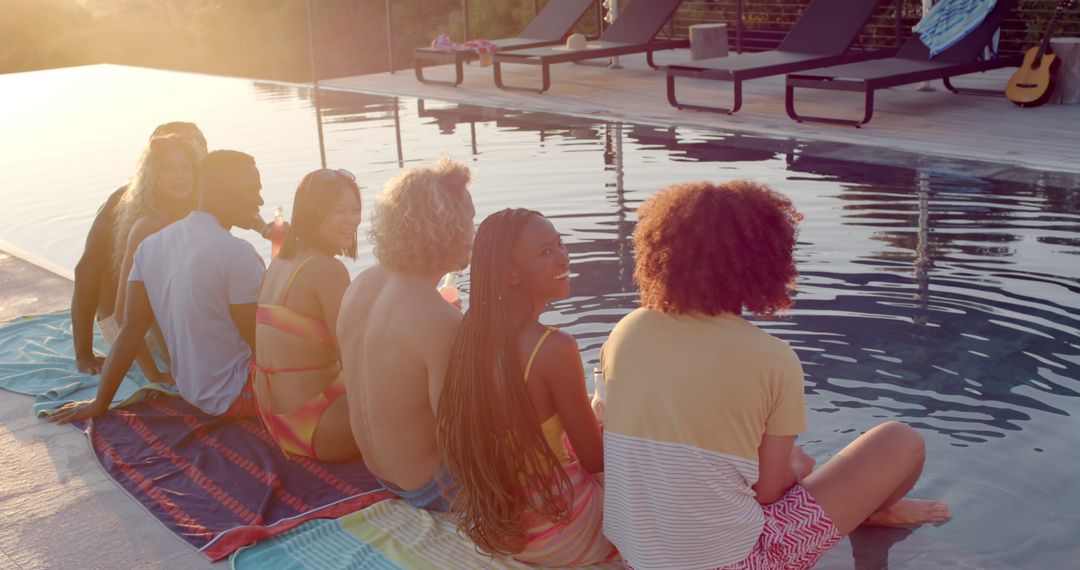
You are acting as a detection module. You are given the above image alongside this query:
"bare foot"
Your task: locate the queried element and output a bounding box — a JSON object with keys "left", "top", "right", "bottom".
{"left": 864, "top": 498, "right": 951, "bottom": 527}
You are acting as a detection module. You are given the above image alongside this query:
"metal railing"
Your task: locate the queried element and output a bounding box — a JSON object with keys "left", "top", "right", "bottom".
{"left": 308, "top": 0, "right": 1080, "bottom": 78}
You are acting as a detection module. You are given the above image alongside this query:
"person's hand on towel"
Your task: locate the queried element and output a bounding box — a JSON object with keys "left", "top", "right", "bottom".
{"left": 76, "top": 352, "right": 106, "bottom": 375}
{"left": 47, "top": 399, "right": 107, "bottom": 424}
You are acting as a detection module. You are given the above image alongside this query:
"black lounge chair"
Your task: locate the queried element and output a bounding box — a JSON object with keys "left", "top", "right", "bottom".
{"left": 492, "top": 0, "right": 689, "bottom": 93}
{"left": 785, "top": 0, "right": 1022, "bottom": 127}
{"left": 413, "top": 0, "right": 596, "bottom": 87}
{"left": 665, "top": 0, "right": 885, "bottom": 115}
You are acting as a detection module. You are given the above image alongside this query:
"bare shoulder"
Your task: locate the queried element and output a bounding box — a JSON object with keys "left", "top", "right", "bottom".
{"left": 420, "top": 294, "right": 463, "bottom": 336}
{"left": 542, "top": 328, "right": 581, "bottom": 360}
{"left": 534, "top": 328, "right": 585, "bottom": 385}
{"left": 128, "top": 216, "right": 164, "bottom": 244}
{"left": 304, "top": 254, "right": 350, "bottom": 284}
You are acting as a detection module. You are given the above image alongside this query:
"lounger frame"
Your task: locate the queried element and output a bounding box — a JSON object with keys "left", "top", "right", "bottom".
{"left": 492, "top": 0, "right": 688, "bottom": 93}
{"left": 666, "top": 49, "right": 893, "bottom": 114}
{"left": 413, "top": 0, "right": 597, "bottom": 87}
{"left": 493, "top": 38, "right": 689, "bottom": 93}
{"left": 784, "top": 55, "right": 1023, "bottom": 127}
{"left": 664, "top": 0, "right": 884, "bottom": 115}
{"left": 784, "top": 0, "right": 1022, "bottom": 127}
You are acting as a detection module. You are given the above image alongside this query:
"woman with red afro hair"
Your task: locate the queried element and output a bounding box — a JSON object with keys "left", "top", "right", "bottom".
{"left": 600, "top": 181, "right": 950, "bottom": 570}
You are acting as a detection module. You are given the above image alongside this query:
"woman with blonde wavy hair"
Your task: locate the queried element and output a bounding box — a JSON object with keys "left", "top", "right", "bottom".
{"left": 108, "top": 135, "right": 202, "bottom": 383}
{"left": 437, "top": 208, "right": 617, "bottom": 566}
{"left": 338, "top": 157, "right": 475, "bottom": 509}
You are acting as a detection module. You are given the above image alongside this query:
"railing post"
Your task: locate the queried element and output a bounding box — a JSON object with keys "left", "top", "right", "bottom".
{"left": 385, "top": 0, "right": 395, "bottom": 73}
{"left": 895, "top": 0, "right": 902, "bottom": 47}
{"left": 735, "top": 0, "right": 743, "bottom": 54}
{"left": 463, "top": 0, "right": 470, "bottom": 40}
{"left": 305, "top": 0, "right": 326, "bottom": 168}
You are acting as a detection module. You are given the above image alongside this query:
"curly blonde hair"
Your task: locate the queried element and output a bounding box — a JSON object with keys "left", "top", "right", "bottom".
{"left": 112, "top": 136, "right": 202, "bottom": 270}
{"left": 370, "top": 157, "right": 475, "bottom": 273}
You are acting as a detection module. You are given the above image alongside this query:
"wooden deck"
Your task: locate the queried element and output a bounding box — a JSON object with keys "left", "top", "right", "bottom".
{"left": 323, "top": 49, "right": 1080, "bottom": 182}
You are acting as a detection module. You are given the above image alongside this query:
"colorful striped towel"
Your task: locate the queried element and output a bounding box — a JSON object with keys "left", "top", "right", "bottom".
{"left": 231, "top": 498, "right": 624, "bottom": 569}
{"left": 913, "top": 0, "right": 997, "bottom": 57}
{"left": 89, "top": 396, "right": 392, "bottom": 560}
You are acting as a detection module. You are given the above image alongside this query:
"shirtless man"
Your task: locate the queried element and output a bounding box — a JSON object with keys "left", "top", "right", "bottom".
{"left": 338, "top": 158, "right": 475, "bottom": 511}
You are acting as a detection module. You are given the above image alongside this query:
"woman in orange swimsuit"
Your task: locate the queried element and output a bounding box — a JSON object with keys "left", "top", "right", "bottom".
{"left": 437, "top": 209, "right": 617, "bottom": 566}
{"left": 253, "top": 168, "right": 363, "bottom": 462}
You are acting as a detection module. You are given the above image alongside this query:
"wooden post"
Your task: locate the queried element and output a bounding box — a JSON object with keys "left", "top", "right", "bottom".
{"left": 1050, "top": 37, "right": 1080, "bottom": 104}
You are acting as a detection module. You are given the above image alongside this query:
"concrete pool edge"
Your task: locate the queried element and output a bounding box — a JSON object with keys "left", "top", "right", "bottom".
{"left": 311, "top": 73, "right": 1080, "bottom": 189}
{"left": 0, "top": 241, "right": 74, "bottom": 324}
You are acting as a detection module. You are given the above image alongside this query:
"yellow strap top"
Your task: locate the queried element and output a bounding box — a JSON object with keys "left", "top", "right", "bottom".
{"left": 524, "top": 327, "right": 571, "bottom": 464}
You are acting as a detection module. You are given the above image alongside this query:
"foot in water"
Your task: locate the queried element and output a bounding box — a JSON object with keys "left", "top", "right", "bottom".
{"left": 865, "top": 498, "right": 951, "bottom": 527}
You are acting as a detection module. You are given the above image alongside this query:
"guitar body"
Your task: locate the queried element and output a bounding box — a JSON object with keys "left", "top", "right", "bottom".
{"left": 1006, "top": 47, "right": 1059, "bottom": 107}
{"left": 1004, "top": 0, "right": 1073, "bottom": 108}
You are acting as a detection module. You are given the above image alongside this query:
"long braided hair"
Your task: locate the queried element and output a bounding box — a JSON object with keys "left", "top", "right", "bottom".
{"left": 437, "top": 208, "right": 573, "bottom": 556}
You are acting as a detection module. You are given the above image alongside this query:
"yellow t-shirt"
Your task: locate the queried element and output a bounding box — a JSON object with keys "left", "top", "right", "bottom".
{"left": 601, "top": 308, "right": 807, "bottom": 569}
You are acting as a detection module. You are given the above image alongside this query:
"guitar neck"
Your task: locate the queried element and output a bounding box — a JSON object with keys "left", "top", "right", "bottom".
{"left": 1037, "top": 2, "right": 1072, "bottom": 59}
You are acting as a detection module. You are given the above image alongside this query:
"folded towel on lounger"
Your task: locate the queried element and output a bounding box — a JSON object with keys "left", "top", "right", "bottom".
{"left": 913, "top": 0, "right": 997, "bottom": 58}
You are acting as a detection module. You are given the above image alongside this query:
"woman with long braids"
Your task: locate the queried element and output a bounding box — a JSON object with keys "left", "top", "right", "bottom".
{"left": 437, "top": 208, "right": 617, "bottom": 567}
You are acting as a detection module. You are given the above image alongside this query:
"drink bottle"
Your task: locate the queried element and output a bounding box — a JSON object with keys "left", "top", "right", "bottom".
{"left": 270, "top": 206, "right": 286, "bottom": 259}
{"left": 438, "top": 272, "right": 460, "bottom": 307}
{"left": 591, "top": 367, "right": 606, "bottom": 427}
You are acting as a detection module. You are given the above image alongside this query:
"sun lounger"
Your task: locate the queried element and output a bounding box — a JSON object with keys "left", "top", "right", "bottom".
{"left": 492, "top": 0, "right": 689, "bottom": 93}
{"left": 413, "top": 0, "right": 597, "bottom": 87}
{"left": 785, "top": 0, "right": 1022, "bottom": 127}
{"left": 665, "top": 0, "right": 885, "bottom": 114}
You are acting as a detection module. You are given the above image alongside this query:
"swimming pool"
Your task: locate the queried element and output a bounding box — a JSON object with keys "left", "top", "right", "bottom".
{"left": 1, "top": 64, "right": 1077, "bottom": 568}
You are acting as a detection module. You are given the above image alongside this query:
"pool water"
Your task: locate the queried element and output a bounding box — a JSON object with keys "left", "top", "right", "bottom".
{"left": 2, "top": 65, "right": 1078, "bottom": 568}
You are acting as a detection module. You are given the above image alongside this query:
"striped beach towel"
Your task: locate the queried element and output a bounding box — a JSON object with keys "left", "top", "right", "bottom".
{"left": 0, "top": 310, "right": 172, "bottom": 416}
{"left": 231, "top": 498, "right": 624, "bottom": 570}
{"left": 913, "top": 0, "right": 997, "bottom": 57}
{"left": 517, "top": 461, "right": 619, "bottom": 567}
{"left": 88, "top": 396, "right": 393, "bottom": 560}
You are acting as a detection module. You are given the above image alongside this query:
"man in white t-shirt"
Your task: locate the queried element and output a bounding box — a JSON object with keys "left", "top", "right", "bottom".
{"left": 51, "top": 150, "right": 267, "bottom": 423}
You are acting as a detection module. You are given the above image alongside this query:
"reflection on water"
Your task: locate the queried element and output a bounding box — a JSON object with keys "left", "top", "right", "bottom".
{"left": 1, "top": 66, "right": 1078, "bottom": 568}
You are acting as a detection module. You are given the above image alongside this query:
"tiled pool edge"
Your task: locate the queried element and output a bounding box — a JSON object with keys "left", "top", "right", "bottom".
{"left": 0, "top": 242, "right": 73, "bottom": 323}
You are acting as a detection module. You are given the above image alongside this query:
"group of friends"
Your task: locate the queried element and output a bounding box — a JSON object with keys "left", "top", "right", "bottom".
{"left": 47, "top": 121, "right": 951, "bottom": 569}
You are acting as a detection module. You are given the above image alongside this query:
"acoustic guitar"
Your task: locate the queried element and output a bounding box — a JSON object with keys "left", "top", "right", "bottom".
{"left": 1006, "top": 0, "right": 1075, "bottom": 107}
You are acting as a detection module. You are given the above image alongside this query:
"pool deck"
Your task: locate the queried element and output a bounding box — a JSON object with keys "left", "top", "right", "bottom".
{"left": 2, "top": 53, "right": 1063, "bottom": 567}
{"left": 0, "top": 246, "right": 1020, "bottom": 569}
{"left": 323, "top": 48, "right": 1080, "bottom": 185}
{"left": 0, "top": 248, "right": 214, "bottom": 569}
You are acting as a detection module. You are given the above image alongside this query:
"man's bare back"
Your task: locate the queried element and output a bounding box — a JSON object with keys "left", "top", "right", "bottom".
{"left": 338, "top": 265, "right": 462, "bottom": 490}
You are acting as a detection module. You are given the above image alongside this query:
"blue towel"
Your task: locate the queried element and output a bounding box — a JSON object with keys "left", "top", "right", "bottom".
{"left": 913, "top": 0, "right": 997, "bottom": 58}
{"left": 0, "top": 310, "right": 177, "bottom": 416}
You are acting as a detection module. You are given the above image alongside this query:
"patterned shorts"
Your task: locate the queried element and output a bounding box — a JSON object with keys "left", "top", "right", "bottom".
{"left": 219, "top": 368, "right": 257, "bottom": 418}
{"left": 722, "top": 485, "right": 841, "bottom": 570}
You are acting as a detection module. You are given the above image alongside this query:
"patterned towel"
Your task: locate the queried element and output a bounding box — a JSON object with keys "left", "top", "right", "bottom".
{"left": 0, "top": 310, "right": 392, "bottom": 561}
{"left": 913, "top": 0, "right": 997, "bottom": 57}
{"left": 431, "top": 34, "right": 499, "bottom": 66}
{"left": 231, "top": 498, "right": 624, "bottom": 569}
{"left": 89, "top": 396, "right": 392, "bottom": 561}
{"left": 0, "top": 310, "right": 173, "bottom": 416}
